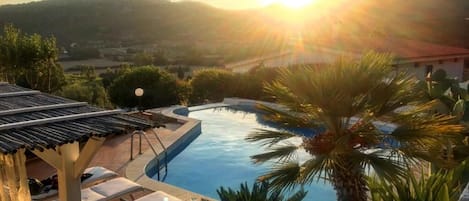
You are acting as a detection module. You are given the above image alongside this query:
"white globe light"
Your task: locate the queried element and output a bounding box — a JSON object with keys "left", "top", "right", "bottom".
{"left": 134, "top": 88, "right": 144, "bottom": 97}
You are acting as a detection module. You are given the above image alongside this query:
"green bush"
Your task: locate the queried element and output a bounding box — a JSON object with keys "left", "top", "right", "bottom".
{"left": 59, "top": 82, "right": 110, "bottom": 108}
{"left": 108, "top": 66, "right": 181, "bottom": 109}
{"left": 190, "top": 68, "right": 236, "bottom": 103}
{"left": 368, "top": 161, "right": 469, "bottom": 201}
{"left": 232, "top": 66, "right": 282, "bottom": 101}
{"left": 58, "top": 67, "right": 112, "bottom": 108}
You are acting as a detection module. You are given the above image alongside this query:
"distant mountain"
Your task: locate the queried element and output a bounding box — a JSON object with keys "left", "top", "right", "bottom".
{"left": 0, "top": 0, "right": 467, "bottom": 48}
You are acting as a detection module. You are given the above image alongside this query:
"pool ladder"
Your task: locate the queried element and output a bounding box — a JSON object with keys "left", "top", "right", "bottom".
{"left": 130, "top": 128, "right": 168, "bottom": 181}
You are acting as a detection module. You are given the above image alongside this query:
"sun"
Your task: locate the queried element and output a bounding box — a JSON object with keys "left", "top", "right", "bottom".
{"left": 260, "top": 0, "right": 315, "bottom": 8}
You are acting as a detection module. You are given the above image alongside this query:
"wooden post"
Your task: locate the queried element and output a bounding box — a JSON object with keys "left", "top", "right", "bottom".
{"left": 57, "top": 142, "right": 81, "bottom": 201}
{"left": 32, "top": 137, "right": 106, "bottom": 201}
{"left": 74, "top": 137, "right": 105, "bottom": 178}
{"left": 0, "top": 149, "right": 31, "bottom": 201}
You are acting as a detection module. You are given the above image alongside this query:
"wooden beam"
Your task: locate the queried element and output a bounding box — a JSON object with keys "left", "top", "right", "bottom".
{"left": 0, "top": 109, "right": 123, "bottom": 131}
{"left": 74, "top": 137, "right": 106, "bottom": 178}
{"left": 0, "top": 102, "right": 87, "bottom": 116}
{"left": 31, "top": 148, "right": 63, "bottom": 170}
{"left": 57, "top": 142, "right": 81, "bottom": 201}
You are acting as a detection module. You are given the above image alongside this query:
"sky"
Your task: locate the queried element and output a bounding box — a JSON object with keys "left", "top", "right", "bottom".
{"left": 0, "top": 0, "right": 265, "bottom": 9}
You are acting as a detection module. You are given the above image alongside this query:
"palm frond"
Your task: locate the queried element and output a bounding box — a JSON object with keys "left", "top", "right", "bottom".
{"left": 389, "top": 103, "right": 464, "bottom": 146}
{"left": 259, "top": 162, "right": 302, "bottom": 192}
{"left": 352, "top": 150, "right": 407, "bottom": 183}
{"left": 251, "top": 144, "right": 300, "bottom": 164}
{"left": 365, "top": 73, "right": 424, "bottom": 117}
{"left": 246, "top": 129, "right": 298, "bottom": 146}
{"left": 285, "top": 188, "right": 308, "bottom": 201}
{"left": 298, "top": 156, "right": 333, "bottom": 184}
{"left": 256, "top": 103, "right": 323, "bottom": 130}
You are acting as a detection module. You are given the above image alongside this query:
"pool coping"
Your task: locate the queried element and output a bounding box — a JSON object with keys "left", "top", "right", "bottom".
{"left": 125, "top": 97, "right": 403, "bottom": 200}
{"left": 125, "top": 98, "right": 267, "bottom": 200}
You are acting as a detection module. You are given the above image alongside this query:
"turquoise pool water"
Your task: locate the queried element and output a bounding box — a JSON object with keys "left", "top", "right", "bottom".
{"left": 151, "top": 107, "right": 336, "bottom": 200}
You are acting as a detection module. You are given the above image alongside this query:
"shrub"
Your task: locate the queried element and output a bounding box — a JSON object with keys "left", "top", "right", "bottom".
{"left": 190, "top": 68, "right": 236, "bottom": 103}
{"left": 108, "top": 66, "right": 181, "bottom": 109}
{"left": 217, "top": 181, "right": 307, "bottom": 201}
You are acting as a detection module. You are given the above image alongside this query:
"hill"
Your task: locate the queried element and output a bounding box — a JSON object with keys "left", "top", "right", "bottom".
{"left": 0, "top": 0, "right": 467, "bottom": 49}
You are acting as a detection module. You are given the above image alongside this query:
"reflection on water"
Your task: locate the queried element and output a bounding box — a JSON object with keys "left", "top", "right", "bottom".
{"left": 153, "top": 106, "right": 336, "bottom": 201}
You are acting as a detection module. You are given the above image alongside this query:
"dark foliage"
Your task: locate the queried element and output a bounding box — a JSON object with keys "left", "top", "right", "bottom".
{"left": 108, "top": 66, "right": 181, "bottom": 109}
{"left": 217, "top": 181, "right": 307, "bottom": 201}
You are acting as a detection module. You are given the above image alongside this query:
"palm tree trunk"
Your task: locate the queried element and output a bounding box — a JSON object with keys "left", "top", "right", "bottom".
{"left": 331, "top": 157, "right": 368, "bottom": 201}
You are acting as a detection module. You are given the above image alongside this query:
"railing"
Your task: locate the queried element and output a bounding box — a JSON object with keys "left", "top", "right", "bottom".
{"left": 130, "top": 128, "right": 168, "bottom": 181}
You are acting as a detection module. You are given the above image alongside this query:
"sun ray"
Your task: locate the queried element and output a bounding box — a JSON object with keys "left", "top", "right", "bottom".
{"left": 260, "top": 0, "right": 315, "bottom": 8}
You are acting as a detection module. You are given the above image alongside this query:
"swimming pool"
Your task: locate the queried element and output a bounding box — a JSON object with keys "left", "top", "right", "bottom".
{"left": 150, "top": 106, "right": 336, "bottom": 200}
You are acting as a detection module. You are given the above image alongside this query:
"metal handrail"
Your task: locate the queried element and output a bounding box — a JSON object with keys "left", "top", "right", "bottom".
{"left": 148, "top": 129, "right": 168, "bottom": 175}
{"left": 129, "top": 129, "right": 169, "bottom": 181}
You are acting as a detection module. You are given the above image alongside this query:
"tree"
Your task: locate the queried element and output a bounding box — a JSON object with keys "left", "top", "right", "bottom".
{"left": 59, "top": 82, "right": 110, "bottom": 108}
{"left": 0, "top": 24, "right": 65, "bottom": 92}
{"left": 99, "top": 65, "right": 132, "bottom": 89}
{"left": 232, "top": 66, "right": 282, "bottom": 101}
{"left": 59, "top": 66, "right": 112, "bottom": 108}
{"left": 420, "top": 69, "right": 469, "bottom": 166}
{"left": 190, "top": 68, "right": 236, "bottom": 103}
{"left": 217, "top": 181, "right": 307, "bottom": 201}
{"left": 246, "top": 52, "right": 465, "bottom": 201}
{"left": 133, "top": 52, "right": 154, "bottom": 66}
{"left": 108, "top": 66, "right": 181, "bottom": 109}
{"left": 422, "top": 69, "right": 469, "bottom": 120}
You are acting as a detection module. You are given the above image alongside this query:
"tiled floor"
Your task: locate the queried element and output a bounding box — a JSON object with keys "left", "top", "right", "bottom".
{"left": 26, "top": 124, "right": 181, "bottom": 200}
{"left": 27, "top": 122, "right": 179, "bottom": 177}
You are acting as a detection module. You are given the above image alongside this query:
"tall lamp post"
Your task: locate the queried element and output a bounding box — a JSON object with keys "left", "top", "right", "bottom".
{"left": 134, "top": 88, "right": 144, "bottom": 112}
{"left": 133, "top": 87, "right": 144, "bottom": 157}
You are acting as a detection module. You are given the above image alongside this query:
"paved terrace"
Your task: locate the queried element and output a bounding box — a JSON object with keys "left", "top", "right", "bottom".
{"left": 27, "top": 112, "right": 215, "bottom": 201}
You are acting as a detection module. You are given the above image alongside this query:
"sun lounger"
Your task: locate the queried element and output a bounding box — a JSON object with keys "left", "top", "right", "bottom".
{"left": 81, "top": 177, "right": 144, "bottom": 201}
{"left": 135, "top": 191, "right": 182, "bottom": 201}
{"left": 80, "top": 166, "right": 119, "bottom": 188}
{"left": 31, "top": 166, "right": 118, "bottom": 200}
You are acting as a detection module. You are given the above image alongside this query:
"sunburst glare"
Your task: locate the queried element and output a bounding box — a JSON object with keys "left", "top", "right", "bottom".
{"left": 260, "top": 0, "right": 316, "bottom": 8}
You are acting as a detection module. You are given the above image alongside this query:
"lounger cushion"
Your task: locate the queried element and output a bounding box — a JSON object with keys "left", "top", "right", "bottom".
{"left": 31, "top": 189, "right": 58, "bottom": 200}
{"left": 82, "top": 166, "right": 118, "bottom": 187}
{"left": 89, "top": 177, "right": 143, "bottom": 198}
{"left": 31, "top": 166, "right": 118, "bottom": 200}
{"left": 136, "top": 191, "right": 182, "bottom": 201}
{"left": 81, "top": 188, "right": 106, "bottom": 201}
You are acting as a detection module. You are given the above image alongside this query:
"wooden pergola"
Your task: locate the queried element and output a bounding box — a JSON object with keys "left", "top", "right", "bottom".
{"left": 0, "top": 83, "right": 153, "bottom": 201}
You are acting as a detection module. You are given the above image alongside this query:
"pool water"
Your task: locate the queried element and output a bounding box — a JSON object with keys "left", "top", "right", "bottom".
{"left": 152, "top": 107, "right": 336, "bottom": 200}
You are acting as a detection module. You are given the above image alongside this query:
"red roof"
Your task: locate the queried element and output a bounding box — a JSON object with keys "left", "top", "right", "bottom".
{"left": 310, "top": 36, "right": 469, "bottom": 59}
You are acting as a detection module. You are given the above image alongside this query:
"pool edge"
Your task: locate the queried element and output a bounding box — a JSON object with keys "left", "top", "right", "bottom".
{"left": 125, "top": 98, "right": 271, "bottom": 200}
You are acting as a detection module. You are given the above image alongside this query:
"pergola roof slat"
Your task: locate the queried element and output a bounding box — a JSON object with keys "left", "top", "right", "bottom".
{"left": 0, "top": 84, "right": 153, "bottom": 154}
{"left": 0, "top": 110, "right": 123, "bottom": 131}
{"left": 0, "top": 90, "right": 40, "bottom": 98}
{"left": 0, "top": 102, "right": 87, "bottom": 116}
{"left": 11, "top": 130, "right": 49, "bottom": 150}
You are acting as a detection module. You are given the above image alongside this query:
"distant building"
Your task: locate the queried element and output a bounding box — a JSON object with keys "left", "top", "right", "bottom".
{"left": 226, "top": 37, "right": 469, "bottom": 81}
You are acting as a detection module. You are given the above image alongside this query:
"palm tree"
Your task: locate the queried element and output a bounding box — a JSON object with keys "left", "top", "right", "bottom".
{"left": 217, "top": 181, "right": 307, "bottom": 201}
{"left": 246, "top": 52, "right": 465, "bottom": 201}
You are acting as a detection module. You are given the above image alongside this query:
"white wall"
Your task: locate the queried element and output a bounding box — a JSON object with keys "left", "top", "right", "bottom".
{"left": 397, "top": 59, "right": 464, "bottom": 81}
{"left": 227, "top": 49, "right": 467, "bottom": 81}
{"left": 228, "top": 49, "right": 358, "bottom": 73}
